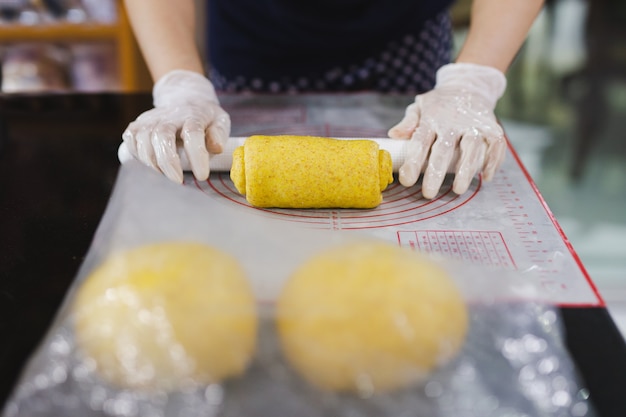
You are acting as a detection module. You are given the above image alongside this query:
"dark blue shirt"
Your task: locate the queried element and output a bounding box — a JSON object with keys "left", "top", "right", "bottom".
{"left": 208, "top": 0, "right": 455, "bottom": 80}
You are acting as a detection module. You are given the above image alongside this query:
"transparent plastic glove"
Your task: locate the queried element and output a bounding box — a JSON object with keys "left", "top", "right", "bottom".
{"left": 121, "top": 69, "right": 230, "bottom": 183}
{"left": 388, "top": 63, "right": 507, "bottom": 199}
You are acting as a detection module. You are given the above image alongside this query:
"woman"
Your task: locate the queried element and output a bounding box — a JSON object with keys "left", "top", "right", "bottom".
{"left": 121, "top": 0, "right": 544, "bottom": 198}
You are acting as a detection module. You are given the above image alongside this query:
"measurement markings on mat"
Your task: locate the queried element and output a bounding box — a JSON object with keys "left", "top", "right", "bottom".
{"left": 398, "top": 230, "right": 516, "bottom": 269}
{"left": 493, "top": 172, "right": 558, "bottom": 278}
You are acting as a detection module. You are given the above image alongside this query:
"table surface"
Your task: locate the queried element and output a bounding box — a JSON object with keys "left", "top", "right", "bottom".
{"left": 1, "top": 92, "right": 625, "bottom": 416}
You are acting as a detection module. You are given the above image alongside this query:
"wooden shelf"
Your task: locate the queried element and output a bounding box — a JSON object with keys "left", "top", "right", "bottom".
{"left": 0, "top": 1, "right": 151, "bottom": 92}
{"left": 0, "top": 23, "right": 119, "bottom": 41}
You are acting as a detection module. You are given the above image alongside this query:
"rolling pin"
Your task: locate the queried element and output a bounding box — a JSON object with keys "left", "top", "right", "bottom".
{"left": 117, "top": 136, "right": 460, "bottom": 208}
{"left": 118, "top": 136, "right": 412, "bottom": 172}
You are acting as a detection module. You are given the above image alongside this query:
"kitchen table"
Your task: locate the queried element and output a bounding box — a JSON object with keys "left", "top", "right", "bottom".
{"left": 1, "top": 92, "right": 625, "bottom": 416}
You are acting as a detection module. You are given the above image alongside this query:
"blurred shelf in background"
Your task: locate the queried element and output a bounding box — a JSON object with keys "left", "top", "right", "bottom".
{"left": 0, "top": 0, "right": 151, "bottom": 93}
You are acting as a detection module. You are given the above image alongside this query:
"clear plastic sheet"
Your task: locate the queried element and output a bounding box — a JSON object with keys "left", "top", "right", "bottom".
{"left": 2, "top": 162, "right": 597, "bottom": 417}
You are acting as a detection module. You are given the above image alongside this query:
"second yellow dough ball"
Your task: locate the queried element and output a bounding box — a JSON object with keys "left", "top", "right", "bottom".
{"left": 72, "top": 242, "right": 257, "bottom": 390}
{"left": 276, "top": 241, "right": 468, "bottom": 394}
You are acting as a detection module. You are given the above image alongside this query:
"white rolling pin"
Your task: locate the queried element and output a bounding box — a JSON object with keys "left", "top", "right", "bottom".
{"left": 117, "top": 137, "right": 459, "bottom": 173}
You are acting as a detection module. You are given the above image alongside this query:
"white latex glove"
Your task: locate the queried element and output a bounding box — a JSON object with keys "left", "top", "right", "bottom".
{"left": 388, "top": 63, "right": 507, "bottom": 199}
{"left": 121, "top": 69, "right": 230, "bottom": 183}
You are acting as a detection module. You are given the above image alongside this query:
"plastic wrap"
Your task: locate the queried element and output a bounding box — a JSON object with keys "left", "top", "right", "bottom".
{"left": 2, "top": 162, "right": 597, "bottom": 417}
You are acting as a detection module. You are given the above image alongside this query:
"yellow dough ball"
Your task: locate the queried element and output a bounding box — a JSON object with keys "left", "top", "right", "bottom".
{"left": 72, "top": 242, "right": 257, "bottom": 390}
{"left": 276, "top": 241, "right": 468, "bottom": 394}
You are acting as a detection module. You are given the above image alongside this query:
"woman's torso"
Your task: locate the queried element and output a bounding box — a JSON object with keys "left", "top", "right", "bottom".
{"left": 208, "top": 0, "right": 455, "bottom": 92}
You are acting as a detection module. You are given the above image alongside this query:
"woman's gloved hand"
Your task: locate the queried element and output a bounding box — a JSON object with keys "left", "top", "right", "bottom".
{"left": 388, "top": 63, "right": 507, "bottom": 199}
{"left": 121, "top": 69, "right": 230, "bottom": 183}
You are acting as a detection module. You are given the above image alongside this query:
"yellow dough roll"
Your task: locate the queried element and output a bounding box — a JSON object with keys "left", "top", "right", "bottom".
{"left": 230, "top": 135, "right": 394, "bottom": 208}
{"left": 276, "top": 241, "right": 468, "bottom": 394}
{"left": 72, "top": 242, "right": 257, "bottom": 391}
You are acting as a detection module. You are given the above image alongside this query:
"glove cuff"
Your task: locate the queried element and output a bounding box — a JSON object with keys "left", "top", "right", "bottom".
{"left": 435, "top": 63, "right": 507, "bottom": 109}
{"left": 153, "top": 69, "right": 218, "bottom": 108}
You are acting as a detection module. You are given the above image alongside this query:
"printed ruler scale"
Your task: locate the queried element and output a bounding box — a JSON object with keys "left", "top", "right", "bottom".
{"left": 493, "top": 171, "right": 553, "bottom": 275}
{"left": 186, "top": 93, "right": 604, "bottom": 308}
{"left": 397, "top": 230, "right": 516, "bottom": 269}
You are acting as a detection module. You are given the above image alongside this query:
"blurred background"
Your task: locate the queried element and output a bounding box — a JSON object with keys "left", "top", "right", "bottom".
{"left": 0, "top": 0, "right": 624, "bottom": 337}
{"left": 492, "top": 0, "right": 626, "bottom": 338}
